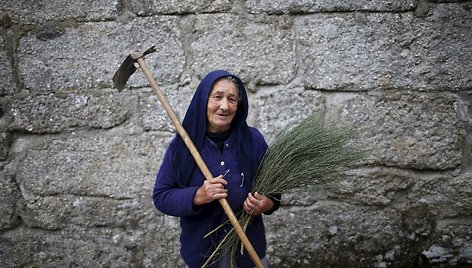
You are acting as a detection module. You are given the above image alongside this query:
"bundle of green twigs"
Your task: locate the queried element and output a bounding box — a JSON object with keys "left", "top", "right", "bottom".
{"left": 203, "top": 114, "right": 365, "bottom": 267}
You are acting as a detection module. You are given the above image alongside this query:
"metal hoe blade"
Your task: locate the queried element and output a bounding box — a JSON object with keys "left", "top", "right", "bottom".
{"left": 112, "top": 46, "right": 157, "bottom": 91}
{"left": 112, "top": 54, "right": 136, "bottom": 91}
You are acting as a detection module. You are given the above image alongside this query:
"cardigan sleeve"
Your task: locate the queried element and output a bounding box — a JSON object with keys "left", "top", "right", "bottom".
{"left": 152, "top": 142, "right": 202, "bottom": 217}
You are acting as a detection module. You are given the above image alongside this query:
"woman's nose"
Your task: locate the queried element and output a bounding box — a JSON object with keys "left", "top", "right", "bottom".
{"left": 219, "top": 98, "right": 229, "bottom": 110}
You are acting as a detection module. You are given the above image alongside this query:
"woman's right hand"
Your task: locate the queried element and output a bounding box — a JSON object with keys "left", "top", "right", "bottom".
{"left": 193, "top": 175, "right": 228, "bottom": 206}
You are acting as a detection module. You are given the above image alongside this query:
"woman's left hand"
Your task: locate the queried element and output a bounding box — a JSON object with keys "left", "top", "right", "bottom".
{"left": 243, "top": 192, "right": 274, "bottom": 216}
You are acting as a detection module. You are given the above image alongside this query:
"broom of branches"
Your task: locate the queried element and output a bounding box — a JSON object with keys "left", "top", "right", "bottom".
{"left": 202, "top": 114, "right": 365, "bottom": 267}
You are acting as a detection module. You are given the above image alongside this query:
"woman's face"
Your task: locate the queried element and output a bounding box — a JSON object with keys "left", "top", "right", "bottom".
{"left": 206, "top": 79, "right": 239, "bottom": 133}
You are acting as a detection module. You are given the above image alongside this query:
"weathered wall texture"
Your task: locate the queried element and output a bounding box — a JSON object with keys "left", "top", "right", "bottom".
{"left": 0, "top": 0, "right": 471, "bottom": 267}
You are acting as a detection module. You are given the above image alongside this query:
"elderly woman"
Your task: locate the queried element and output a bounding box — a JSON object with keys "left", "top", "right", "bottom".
{"left": 153, "top": 70, "right": 280, "bottom": 267}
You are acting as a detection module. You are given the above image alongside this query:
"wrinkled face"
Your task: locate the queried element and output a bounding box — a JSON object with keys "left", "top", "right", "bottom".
{"left": 206, "top": 79, "right": 239, "bottom": 133}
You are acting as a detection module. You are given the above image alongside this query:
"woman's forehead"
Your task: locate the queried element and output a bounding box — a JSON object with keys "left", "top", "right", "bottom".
{"left": 211, "top": 80, "right": 238, "bottom": 94}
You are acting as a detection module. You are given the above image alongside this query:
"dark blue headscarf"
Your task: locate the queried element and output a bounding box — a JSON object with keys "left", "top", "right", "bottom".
{"left": 172, "top": 70, "right": 254, "bottom": 187}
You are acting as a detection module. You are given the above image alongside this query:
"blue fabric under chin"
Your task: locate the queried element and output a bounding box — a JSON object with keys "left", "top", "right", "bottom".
{"left": 172, "top": 70, "right": 255, "bottom": 187}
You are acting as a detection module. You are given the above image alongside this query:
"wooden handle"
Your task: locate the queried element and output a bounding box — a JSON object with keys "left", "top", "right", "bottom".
{"left": 136, "top": 57, "right": 265, "bottom": 268}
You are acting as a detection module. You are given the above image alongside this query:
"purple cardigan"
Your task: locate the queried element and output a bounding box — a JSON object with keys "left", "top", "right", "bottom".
{"left": 153, "top": 127, "right": 268, "bottom": 268}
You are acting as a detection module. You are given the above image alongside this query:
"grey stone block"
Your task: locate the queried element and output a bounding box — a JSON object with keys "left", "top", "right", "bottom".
{"left": 0, "top": 220, "right": 184, "bottom": 267}
{"left": 0, "top": 165, "right": 20, "bottom": 230}
{"left": 11, "top": 130, "right": 173, "bottom": 231}
{"left": 332, "top": 167, "right": 415, "bottom": 206}
{"left": 8, "top": 90, "right": 135, "bottom": 133}
{"left": 0, "top": 34, "right": 15, "bottom": 96}
{"left": 17, "top": 17, "right": 185, "bottom": 91}
{"left": 296, "top": 5, "right": 472, "bottom": 91}
{"left": 0, "top": 132, "right": 10, "bottom": 160}
{"left": 14, "top": 131, "right": 171, "bottom": 200}
{"left": 331, "top": 91, "right": 464, "bottom": 169}
{"left": 250, "top": 87, "right": 325, "bottom": 142}
{"left": 19, "top": 194, "right": 151, "bottom": 230}
{"left": 332, "top": 168, "right": 471, "bottom": 215}
{"left": 246, "top": 0, "right": 417, "bottom": 14}
{"left": 138, "top": 85, "right": 194, "bottom": 132}
{"left": 191, "top": 14, "right": 297, "bottom": 87}
{"left": 424, "top": 223, "right": 472, "bottom": 265}
{"left": 130, "top": 0, "right": 232, "bottom": 15}
{"left": 0, "top": 226, "right": 135, "bottom": 267}
{"left": 265, "top": 203, "right": 409, "bottom": 267}
{"left": 0, "top": 0, "right": 118, "bottom": 24}
{"left": 407, "top": 173, "right": 472, "bottom": 217}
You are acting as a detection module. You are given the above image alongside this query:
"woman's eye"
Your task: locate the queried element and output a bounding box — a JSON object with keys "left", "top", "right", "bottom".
{"left": 212, "top": 96, "right": 223, "bottom": 100}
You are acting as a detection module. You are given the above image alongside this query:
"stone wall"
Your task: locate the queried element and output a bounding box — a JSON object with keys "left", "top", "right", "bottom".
{"left": 0, "top": 0, "right": 471, "bottom": 267}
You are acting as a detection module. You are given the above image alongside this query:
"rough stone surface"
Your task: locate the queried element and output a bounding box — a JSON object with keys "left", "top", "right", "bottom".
{"left": 8, "top": 90, "right": 134, "bottom": 133}
{"left": 191, "top": 14, "right": 297, "bottom": 88}
{"left": 0, "top": 164, "right": 20, "bottom": 230}
{"left": 0, "top": 224, "right": 182, "bottom": 267}
{"left": 0, "top": 0, "right": 118, "bottom": 24}
{"left": 0, "top": 131, "right": 10, "bottom": 160}
{"left": 0, "top": 34, "right": 15, "bottom": 96}
{"left": 332, "top": 167, "right": 416, "bottom": 206}
{"left": 13, "top": 131, "right": 171, "bottom": 202}
{"left": 296, "top": 5, "right": 472, "bottom": 91}
{"left": 249, "top": 87, "right": 325, "bottom": 141}
{"left": 0, "top": 1, "right": 471, "bottom": 267}
{"left": 331, "top": 92, "right": 465, "bottom": 170}
{"left": 17, "top": 17, "right": 185, "bottom": 91}
{"left": 246, "top": 0, "right": 417, "bottom": 14}
{"left": 130, "top": 0, "right": 233, "bottom": 15}
{"left": 138, "top": 85, "right": 194, "bottom": 132}
{"left": 265, "top": 202, "right": 411, "bottom": 268}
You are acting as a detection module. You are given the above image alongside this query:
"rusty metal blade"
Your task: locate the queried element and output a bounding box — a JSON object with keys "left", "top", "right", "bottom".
{"left": 112, "top": 54, "right": 136, "bottom": 91}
